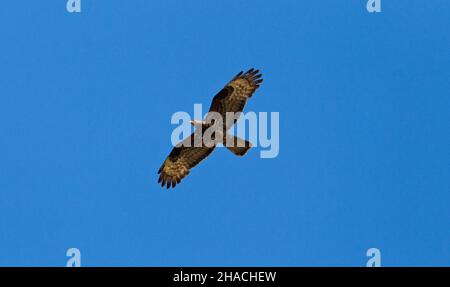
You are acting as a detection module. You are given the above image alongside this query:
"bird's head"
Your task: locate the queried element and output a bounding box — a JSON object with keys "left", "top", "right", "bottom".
{"left": 189, "top": 120, "right": 205, "bottom": 126}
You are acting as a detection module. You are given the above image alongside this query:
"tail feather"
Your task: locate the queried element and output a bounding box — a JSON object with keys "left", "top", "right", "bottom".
{"left": 224, "top": 135, "right": 252, "bottom": 156}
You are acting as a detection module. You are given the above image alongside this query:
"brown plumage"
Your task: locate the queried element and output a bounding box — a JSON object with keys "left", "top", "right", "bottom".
{"left": 207, "top": 68, "right": 263, "bottom": 129}
{"left": 158, "top": 68, "right": 263, "bottom": 189}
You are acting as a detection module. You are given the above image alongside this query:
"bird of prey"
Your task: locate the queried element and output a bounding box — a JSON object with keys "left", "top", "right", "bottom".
{"left": 157, "top": 68, "right": 263, "bottom": 189}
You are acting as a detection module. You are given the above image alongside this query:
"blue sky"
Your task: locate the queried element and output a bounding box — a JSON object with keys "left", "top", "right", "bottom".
{"left": 0, "top": 1, "right": 449, "bottom": 266}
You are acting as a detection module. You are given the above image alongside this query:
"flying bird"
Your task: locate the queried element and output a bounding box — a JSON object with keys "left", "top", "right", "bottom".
{"left": 157, "top": 68, "right": 263, "bottom": 189}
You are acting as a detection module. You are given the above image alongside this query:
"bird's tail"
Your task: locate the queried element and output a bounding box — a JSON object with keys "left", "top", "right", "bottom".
{"left": 224, "top": 134, "right": 252, "bottom": 156}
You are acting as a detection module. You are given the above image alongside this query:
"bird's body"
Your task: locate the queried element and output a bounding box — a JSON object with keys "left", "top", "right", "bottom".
{"left": 158, "top": 68, "right": 263, "bottom": 189}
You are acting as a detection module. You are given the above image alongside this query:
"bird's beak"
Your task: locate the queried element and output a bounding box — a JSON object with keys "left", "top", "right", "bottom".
{"left": 190, "top": 120, "right": 203, "bottom": 126}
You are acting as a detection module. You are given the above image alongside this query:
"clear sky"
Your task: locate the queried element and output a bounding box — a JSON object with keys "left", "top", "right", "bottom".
{"left": 0, "top": 1, "right": 449, "bottom": 266}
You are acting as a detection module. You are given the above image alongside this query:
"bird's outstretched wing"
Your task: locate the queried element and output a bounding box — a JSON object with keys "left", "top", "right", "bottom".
{"left": 157, "top": 133, "right": 216, "bottom": 189}
{"left": 158, "top": 69, "right": 263, "bottom": 189}
{"left": 207, "top": 68, "right": 263, "bottom": 128}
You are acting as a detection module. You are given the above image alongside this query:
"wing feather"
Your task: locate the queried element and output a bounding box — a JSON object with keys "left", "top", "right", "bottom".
{"left": 157, "top": 133, "right": 215, "bottom": 189}
{"left": 208, "top": 68, "right": 263, "bottom": 129}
